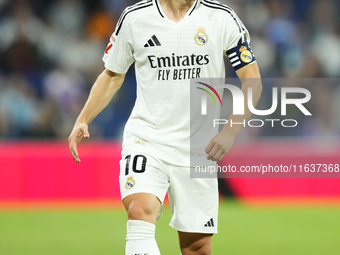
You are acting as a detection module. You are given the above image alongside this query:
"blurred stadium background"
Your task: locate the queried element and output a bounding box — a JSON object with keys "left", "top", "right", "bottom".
{"left": 0, "top": 0, "right": 340, "bottom": 254}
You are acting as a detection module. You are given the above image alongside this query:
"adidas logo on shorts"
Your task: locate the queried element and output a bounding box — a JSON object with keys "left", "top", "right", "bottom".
{"left": 144, "top": 35, "right": 162, "bottom": 47}
{"left": 204, "top": 218, "right": 215, "bottom": 227}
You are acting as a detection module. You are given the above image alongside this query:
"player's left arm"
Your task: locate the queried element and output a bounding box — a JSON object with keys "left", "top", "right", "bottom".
{"left": 205, "top": 62, "right": 262, "bottom": 161}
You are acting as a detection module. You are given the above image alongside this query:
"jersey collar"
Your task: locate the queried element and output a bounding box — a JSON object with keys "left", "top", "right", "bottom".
{"left": 154, "top": 0, "right": 201, "bottom": 19}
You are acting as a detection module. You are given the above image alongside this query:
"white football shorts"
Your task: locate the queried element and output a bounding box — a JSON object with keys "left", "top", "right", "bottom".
{"left": 119, "top": 151, "right": 218, "bottom": 234}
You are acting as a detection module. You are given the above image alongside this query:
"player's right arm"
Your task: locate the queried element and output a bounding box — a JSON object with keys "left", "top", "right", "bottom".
{"left": 68, "top": 70, "right": 125, "bottom": 163}
{"left": 69, "top": 5, "right": 135, "bottom": 162}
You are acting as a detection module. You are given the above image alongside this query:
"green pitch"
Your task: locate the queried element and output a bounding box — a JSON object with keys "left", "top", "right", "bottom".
{"left": 0, "top": 200, "right": 340, "bottom": 255}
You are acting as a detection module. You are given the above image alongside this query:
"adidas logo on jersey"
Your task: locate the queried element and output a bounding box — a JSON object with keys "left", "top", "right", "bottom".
{"left": 204, "top": 218, "right": 215, "bottom": 227}
{"left": 144, "top": 35, "right": 161, "bottom": 47}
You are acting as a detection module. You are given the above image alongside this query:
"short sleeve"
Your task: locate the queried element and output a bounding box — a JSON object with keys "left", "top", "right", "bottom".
{"left": 102, "top": 14, "right": 134, "bottom": 74}
{"left": 224, "top": 11, "right": 256, "bottom": 71}
{"left": 224, "top": 11, "right": 250, "bottom": 53}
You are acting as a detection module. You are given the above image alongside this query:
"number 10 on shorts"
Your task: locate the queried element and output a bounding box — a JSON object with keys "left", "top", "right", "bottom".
{"left": 124, "top": 155, "right": 147, "bottom": 175}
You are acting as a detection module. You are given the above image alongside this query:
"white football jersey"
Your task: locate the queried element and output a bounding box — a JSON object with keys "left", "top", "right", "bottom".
{"left": 103, "top": 0, "right": 253, "bottom": 166}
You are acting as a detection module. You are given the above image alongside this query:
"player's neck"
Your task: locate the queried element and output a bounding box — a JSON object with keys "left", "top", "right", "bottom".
{"left": 159, "top": 0, "right": 196, "bottom": 23}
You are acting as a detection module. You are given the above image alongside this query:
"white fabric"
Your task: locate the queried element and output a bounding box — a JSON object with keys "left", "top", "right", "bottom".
{"left": 120, "top": 151, "right": 219, "bottom": 234}
{"left": 126, "top": 220, "right": 161, "bottom": 255}
{"left": 103, "top": 0, "right": 251, "bottom": 166}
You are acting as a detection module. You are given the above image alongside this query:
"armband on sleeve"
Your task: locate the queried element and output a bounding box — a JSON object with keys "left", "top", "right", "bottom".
{"left": 226, "top": 41, "right": 256, "bottom": 71}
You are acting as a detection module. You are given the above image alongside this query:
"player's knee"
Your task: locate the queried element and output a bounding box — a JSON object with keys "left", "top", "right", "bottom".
{"left": 127, "top": 205, "right": 147, "bottom": 220}
{"left": 180, "top": 233, "right": 212, "bottom": 255}
{"left": 187, "top": 242, "right": 211, "bottom": 255}
{"left": 127, "top": 201, "right": 156, "bottom": 222}
{"left": 198, "top": 243, "right": 212, "bottom": 255}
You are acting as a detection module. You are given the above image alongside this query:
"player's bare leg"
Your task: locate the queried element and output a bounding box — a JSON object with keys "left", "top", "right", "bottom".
{"left": 123, "top": 193, "right": 161, "bottom": 223}
{"left": 178, "top": 232, "right": 213, "bottom": 255}
{"left": 123, "top": 193, "right": 162, "bottom": 255}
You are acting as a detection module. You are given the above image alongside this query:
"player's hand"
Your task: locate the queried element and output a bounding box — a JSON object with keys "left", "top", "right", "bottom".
{"left": 205, "top": 131, "right": 236, "bottom": 162}
{"left": 68, "top": 122, "right": 90, "bottom": 163}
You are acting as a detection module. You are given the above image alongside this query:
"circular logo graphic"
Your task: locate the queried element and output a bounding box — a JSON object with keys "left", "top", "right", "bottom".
{"left": 195, "top": 27, "right": 208, "bottom": 46}
{"left": 240, "top": 50, "right": 253, "bottom": 63}
{"left": 125, "top": 177, "right": 135, "bottom": 190}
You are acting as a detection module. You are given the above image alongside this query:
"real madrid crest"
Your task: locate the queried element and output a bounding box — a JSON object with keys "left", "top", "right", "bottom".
{"left": 239, "top": 46, "right": 253, "bottom": 63}
{"left": 125, "top": 176, "right": 135, "bottom": 190}
{"left": 195, "top": 27, "right": 208, "bottom": 46}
